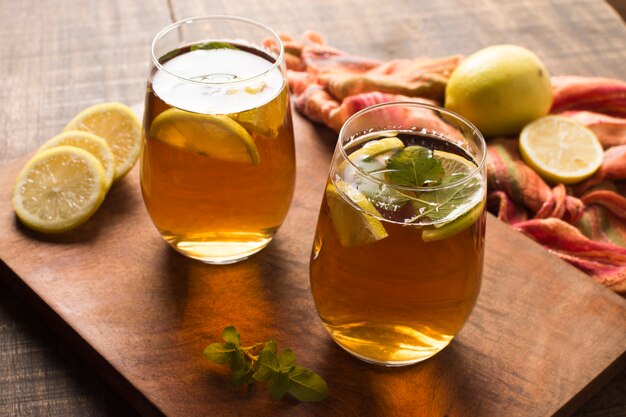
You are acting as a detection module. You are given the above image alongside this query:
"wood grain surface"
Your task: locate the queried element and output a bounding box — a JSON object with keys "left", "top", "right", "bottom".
{"left": 1, "top": 105, "right": 626, "bottom": 417}
{"left": 1, "top": 0, "right": 626, "bottom": 416}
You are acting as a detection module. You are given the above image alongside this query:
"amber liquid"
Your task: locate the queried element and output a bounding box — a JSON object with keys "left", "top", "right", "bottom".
{"left": 310, "top": 134, "right": 485, "bottom": 365}
{"left": 141, "top": 43, "right": 295, "bottom": 263}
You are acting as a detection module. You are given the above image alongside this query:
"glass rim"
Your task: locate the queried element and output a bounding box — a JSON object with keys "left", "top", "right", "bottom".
{"left": 336, "top": 101, "right": 487, "bottom": 192}
{"left": 150, "top": 14, "right": 285, "bottom": 87}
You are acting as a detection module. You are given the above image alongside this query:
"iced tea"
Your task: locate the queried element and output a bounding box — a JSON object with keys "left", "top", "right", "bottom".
{"left": 310, "top": 103, "right": 486, "bottom": 366}
{"left": 140, "top": 17, "right": 295, "bottom": 264}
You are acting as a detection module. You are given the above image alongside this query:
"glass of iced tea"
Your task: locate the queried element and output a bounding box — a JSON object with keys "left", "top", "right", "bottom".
{"left": 140, "top": 16, "right": 295, "bottom": 264}
{"left": 310, "top": 102, "right": 486, "bottom": 366}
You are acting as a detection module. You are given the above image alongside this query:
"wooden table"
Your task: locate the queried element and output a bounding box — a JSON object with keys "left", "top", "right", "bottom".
{"left": 1, "top": 1, "right": 626, "bottom": 416}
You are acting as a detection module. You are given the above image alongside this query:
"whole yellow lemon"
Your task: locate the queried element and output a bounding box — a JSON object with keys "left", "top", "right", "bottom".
{"left": 445, "top": 45, "right": 553, "bottom": 138}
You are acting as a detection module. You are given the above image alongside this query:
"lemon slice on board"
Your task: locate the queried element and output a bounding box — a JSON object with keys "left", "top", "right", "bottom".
{"left": 38, "top": 130, "right": 115, "bottom": 191}
{"left": 12, "top": 146, "right": 107, "bottom": 233}
{"left": 325, "top": 180, "right": 388, "bottom": 247}
{"left": 519, "top": 116, "right": 603, "bottom": 184}
{"left": 64, "top": 102, "right": 141, "bottom": 180}
{"left": 149, "top": 108, "right": 260, "bottom": 165}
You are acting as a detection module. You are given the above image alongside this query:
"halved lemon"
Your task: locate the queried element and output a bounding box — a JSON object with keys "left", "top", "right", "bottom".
{"left": 64, "top": 102, "right": 141, "bottom": 180}
{"left": 149, "top": 108, "right": 260, "bottom": 165}
{"left": 38, "top": 130, "right": 115, "bottom": 191}
{"left": 12, "top": 146, "right": 107, "bottom": 233}
{"left": 519, "top": 116, "right": 603, "bottom": 184}
{"left": 325, "top": 180, "right": 388, "bottom": 247}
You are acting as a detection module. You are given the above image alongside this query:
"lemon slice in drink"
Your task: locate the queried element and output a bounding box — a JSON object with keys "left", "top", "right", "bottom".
{"left": 149, "top": 108, "right": 260, "bottom": 165}
{"left": 519, "top": 116, "right": 603, "bottom": 184}
{"left": 326, "top": 180, "right": 388, "bottom": 247}
{"left": 38, "top": 130, "right": 116, "bottom": 191}
{"left": 421, "top": 199, "right": 485, "bottom": 242}
{"left": 12, "top": 146, "right": 107, "bottom": 233}
{"left": 417, "top": 150, "right": 484, "bottom": 242}
{"left": 64, "top": 102, "right": 141, "bottom": 181}
{"left": 339, "top": 136, "right": 404, "bottom": 174}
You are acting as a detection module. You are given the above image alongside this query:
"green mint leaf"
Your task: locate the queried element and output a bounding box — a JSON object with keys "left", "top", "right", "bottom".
{"left": 386, "top": 146, "right": 444, "bottom": 187}
{"left": 221, "top": 326, "right": 241, "bottom": 345}
{"left": 411, "top": 175, "right": 481, "bottom": 223}
{"left": 253, "top": 349, "right": 280, "bottom": 382}
{"left": 228, "top": 348, "right": 246, "bottom": 373}
{"left": 287, "top": 366, "right": 328, "bottom": 403}
{"left": 159, "top": 48, "right": 180, "bottom": 63}
{"left": 268, "top": 372, "right": 290, "bottom": 400}
{"left": 262, "top": 340, "right": 277, "bottom": 354}
{"left": 203, "top": 327, "right": 328, "bottom": 403}
{"left": 278, "top": 349, "right": 296, "bottom": 372}
{"left": 231, "top": 361, "right": 254, "bottom": 385}
{"left": 203, "top": 343, "right": 236, "bottom": 365}
{"left": 191, "top": 41, "right": 238, "bottom": 51}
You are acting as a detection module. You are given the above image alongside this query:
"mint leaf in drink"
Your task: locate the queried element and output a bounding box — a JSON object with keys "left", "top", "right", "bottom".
{"left": 191, "top": 41, "right": 239, "bottom": 51}
{"left": 386, "top": 146, "right": 445, "bottom": 187}
{"left": 287, "top": 365, "right": 329, "bottom": 403}
{"left": 203, "top": 326, "right": 328, "bottom": 402}
{"left": 159, "top": 48, "right": 181, "bottom": 63}
{"left": 411, "top": 174, "right": 482, "bottom": 224}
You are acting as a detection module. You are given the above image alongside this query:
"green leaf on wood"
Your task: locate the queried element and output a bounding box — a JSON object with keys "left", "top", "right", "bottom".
{"left": 288, "top": 365, "right": 329, "bottom": 403}
{"left": 203, "top": 326, "right": 328, "bottom": 403}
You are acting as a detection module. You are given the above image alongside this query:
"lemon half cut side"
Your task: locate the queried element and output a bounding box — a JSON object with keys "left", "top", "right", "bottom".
{"left": 519, "top": 115, "right": 604, "bottom": 184}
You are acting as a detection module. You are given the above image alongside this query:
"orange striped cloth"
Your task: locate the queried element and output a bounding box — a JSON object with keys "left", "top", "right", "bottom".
{"left": 278, "top": 32, "right": 626, "bottom": 294}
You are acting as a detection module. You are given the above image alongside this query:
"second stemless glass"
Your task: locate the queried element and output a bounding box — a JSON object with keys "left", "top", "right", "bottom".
{"left": 140, "top": 16, "right": 296, "bottom": 264}
{"left": 310, "top": 102, "right": 487, "bottom": 366}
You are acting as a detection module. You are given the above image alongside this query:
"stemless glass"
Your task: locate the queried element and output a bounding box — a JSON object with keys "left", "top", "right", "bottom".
{"left": 140, "top": 16, "right": 296, "bottom": 264}
{"left": 309, "top": 102, "right": 487, "bottom": 366}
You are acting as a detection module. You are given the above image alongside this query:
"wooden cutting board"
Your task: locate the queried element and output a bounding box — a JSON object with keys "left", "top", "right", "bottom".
{"left": 0, "top": 112, "right": 625, "bottom": 417}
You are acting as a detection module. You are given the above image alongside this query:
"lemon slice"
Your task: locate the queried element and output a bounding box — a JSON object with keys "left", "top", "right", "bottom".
{"left": 326, "top": 180, "right": 388, "bottom": 247}
{"left": 38, "top": 130, "right": 115, "bottom": 191}
{"left": 434, "top": 149, "right": 477, "bottom": 176}
{"left": 421, "top": 199, "right": 485, "bottom": 242}
{"left": 230, "top": 87, "right": 288, "bottom": 140}
{"left": 346, "top": 136, "right": 404, "bottom": 165}
{"left": 338, "top": 136, "right": 404, "bottom": 176}
{"left": 64, "top": 102, "right": 141, "bottom": 180}
{"left": 149, "top": 108, "right": 260, "bottom": 165}
{"left": 12, "top": 146, "right": 107, "bottom": 233}
{"left": 519, "top": 116, "right": 603, "bottom": 184}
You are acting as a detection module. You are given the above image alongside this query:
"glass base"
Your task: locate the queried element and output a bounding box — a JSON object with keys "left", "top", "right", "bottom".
{"left": 325, "top": 322, "right": 454, "bottom": 366}
{"left": 164, "top": 233, "right": 273, "bottom": 264}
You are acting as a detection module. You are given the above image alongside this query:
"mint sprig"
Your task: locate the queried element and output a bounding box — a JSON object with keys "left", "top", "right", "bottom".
{"left": 386, "top": 146, "right": 445, "bottom": 187}
{"left": 203, "top": 326, "right": 328, "bottom": 402}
